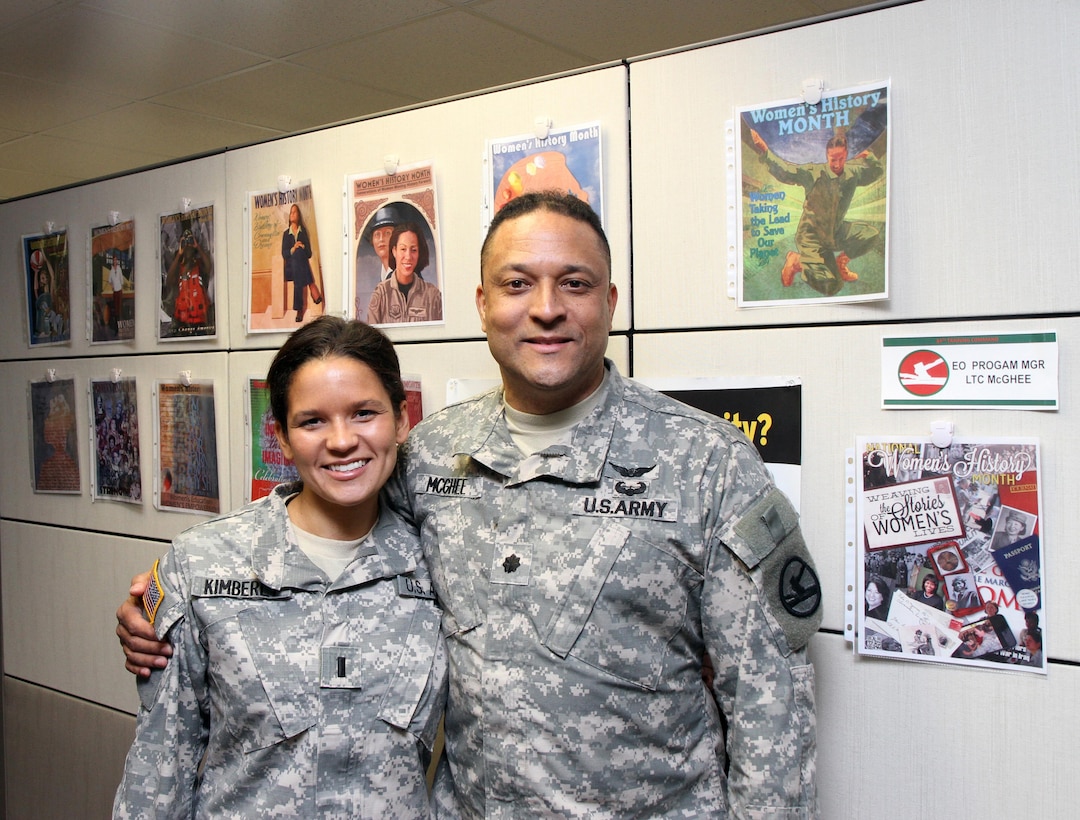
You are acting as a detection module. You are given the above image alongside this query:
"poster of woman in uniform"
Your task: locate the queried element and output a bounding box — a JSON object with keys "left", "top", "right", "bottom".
{"left": 347, "top": 162, "right": 443, "bottom": 326}
{"left": 90, "top": 219, "right": 135, "bottom": 343}
{"left": 29, "top": 377, "right": 81, "bottom": 493}
{"left": 91, "top": 377, "right": 142, "bottom": 503}
{"left": 485, "top": 121, "right": 603, "bottom": 230}
{"left": 24, "top": 229, "right": 71, "bottom": 347}
{"left": 736, "top": 82, "right": 889, "bottom": 307}
{"left": 159, "top": 205, "right": 216, "bottom": 340}
{"left": 246, "top": 182, "right": 325, "bottom": 331}
{"left": 155, "top": 380, "right": 219, "bottom": 514}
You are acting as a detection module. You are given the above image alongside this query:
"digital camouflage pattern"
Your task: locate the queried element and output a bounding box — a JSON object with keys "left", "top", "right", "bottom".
{"left": 114, "top": 483, "right": 446, "bottom": 819}
{"left": 399, "top": 363, "right": 821, "bottom": 819}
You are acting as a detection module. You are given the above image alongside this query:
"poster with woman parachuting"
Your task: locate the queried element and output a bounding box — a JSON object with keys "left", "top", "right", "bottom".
{"left": 854, "top": 437, "right": 1045, "bottom": 674}
{"left": 91, "top": 377, "right": 142, "bottom": 503}
{"left": 90, "top": 219, "right": 135, "bottom": 343}
{"left": 347, "top": 162, "right": 443, "bottom": 327}
{"left": 29, "top": 377, "right": 81, "bottom": 493}
{"left": 246, "top": 182, "right": 326, "bottom": 332}
{"left": 24, "top": 230, "right": 71, "bottom": 346}
{"left": 155, "top": 380, "right": 219, "bottom": 514}
{"left": 735, "top": 82, "right": 889, "bottom": 307}
{"left": 159, "top": 205, "right": 215, "bottom": 340}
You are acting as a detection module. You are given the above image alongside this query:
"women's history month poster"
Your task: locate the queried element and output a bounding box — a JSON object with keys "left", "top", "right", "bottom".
{"left": 246, "top": 181, "right": 326, "bottom": 332}
{"left": 159, "top": 204, "right": 216, "bottom": 340}
{"left": 155, "top": 380, "right": 219, "bottom": 514}
{"left": 29, "top": 376, "right": 81, "bottom": 493}
{"left": 485, "top": 121, "right": 603, "bottom": 230}
{"left": 89, "top": 219, "right": 135, "bottom": 343}
{"left": 736, "top": 83, "right": 889, "bottom": 307}
{"left": 90, "top": 377, "right": 142, "bottom": 503}
{"left": 24, "top": 229, "right": 71, "bottom": 347}
{"left": 347, "top": 162, "right": 444, "bottom": 327}
{"left": 247, "top": 377, "right": 299, "bottom": 502}
{"left": 854, "top": 436, "right": 1045, "bottom": 674}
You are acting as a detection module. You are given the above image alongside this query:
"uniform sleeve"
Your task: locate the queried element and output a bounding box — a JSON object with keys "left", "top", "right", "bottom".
{"left": 701, "top": 440, "right": 822, "bottom": 819}
{"left": 113, "top": 546, "right": 209, "bottom": 820}
{"left": 367, "top": 284, "right": 387, "bottom": 324}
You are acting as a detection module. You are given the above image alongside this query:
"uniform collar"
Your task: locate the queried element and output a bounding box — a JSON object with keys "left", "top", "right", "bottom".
{"left": 456, "top": 360, "right": 624, "bottom": 486}
{"left": 253, "top": 483, "right": 420, "bottom": 590}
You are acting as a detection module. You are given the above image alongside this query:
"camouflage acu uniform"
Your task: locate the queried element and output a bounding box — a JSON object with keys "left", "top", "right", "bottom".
{"left": 114, "top": 483, "right": 446, "bottom": 819}
{"left": 400, "top": 363, "right": 821, "bottom": 819}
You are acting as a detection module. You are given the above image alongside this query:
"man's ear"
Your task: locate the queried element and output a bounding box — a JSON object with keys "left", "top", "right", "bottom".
{"left": 476, "top": 282, "right": 488, "bottom": 332}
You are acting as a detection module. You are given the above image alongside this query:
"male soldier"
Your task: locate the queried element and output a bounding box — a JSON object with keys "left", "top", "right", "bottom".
{"left": 120, "top": 191, "right": 823, "bottom": 817}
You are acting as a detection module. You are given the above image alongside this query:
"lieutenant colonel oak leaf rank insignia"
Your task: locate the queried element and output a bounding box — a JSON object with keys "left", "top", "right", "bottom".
{"left": 143, "top": 559, "right": 164, "bottom": 625}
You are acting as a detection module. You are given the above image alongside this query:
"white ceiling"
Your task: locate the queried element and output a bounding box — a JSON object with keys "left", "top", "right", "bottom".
{"left": 0, "top": 0, "right": 880, "bottom": 202}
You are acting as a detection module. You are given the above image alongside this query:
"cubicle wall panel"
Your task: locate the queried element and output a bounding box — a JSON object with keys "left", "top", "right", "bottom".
{"left": 0, "top": 352, "right": 234, "bottom": 535}
{"left": 631, "top": 317, "right": 1074, "bottom": 660}
{"left": 4, "top": 677, "right": 134, "bottom": 820}
{"left": 1, "top": 520, "right": 163, "bottom": 713}
{"left": 222, "top": 65, "right": 631, "bottom": 349}
{"left": 811, "top": 632, "right": 1073, "bottom": 819}
{"left": 0, "top": 155, "right": 230, "bottom": 360}
{"left": 629, "top": 0, "right": 1080, "bottom": 330}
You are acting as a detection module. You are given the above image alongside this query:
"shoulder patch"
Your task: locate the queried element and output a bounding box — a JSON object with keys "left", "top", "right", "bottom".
{"left": 731, "top": 488, "right": 822, "bottom": 651}
{"left": 142, "top": 559, "right": 164, "bottom": 625}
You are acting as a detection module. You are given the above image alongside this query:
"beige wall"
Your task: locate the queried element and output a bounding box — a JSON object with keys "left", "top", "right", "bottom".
{"left": 1, "top": 1, "right": 1076, "bottom": 817}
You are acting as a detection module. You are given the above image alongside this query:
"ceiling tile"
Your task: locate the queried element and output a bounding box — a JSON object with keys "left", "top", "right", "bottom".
{"left": 81, "top": 0, "right": 446, "bottom": 58}
{"left": 0, "top": 72, "right": 126, "bottom": 132}
{"left": 0, "top": 167, "right": 83, "bottom": 202}
{"left": 0, "top": 133, "right": 167, "bottom": 179}
{"left": 150, "top": 62, "right": 414, "bottom": 133}
{"left": 295, "top": 10, "right": 585, "bottom": 100}
{"left": 0, "top": 4, "right": 265, "bottom": 99}
{"left": 45, "top": 102, "right": 282, "bottom": 157}
{"left": 470, "top": 0, "right": 841, "bottom": 61}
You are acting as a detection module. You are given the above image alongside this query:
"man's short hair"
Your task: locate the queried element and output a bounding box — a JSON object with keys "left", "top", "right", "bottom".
{"left": 480, "top": 191, "right": 611, "bottom": 279}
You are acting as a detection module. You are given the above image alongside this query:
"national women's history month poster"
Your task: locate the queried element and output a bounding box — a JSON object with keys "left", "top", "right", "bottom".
{"left": 485, "top": 121, "right": 603, "bottom": 230}
{"left": 89, "top": 219, "right": 135, "bottom": 343}
{"left": 853, "top": 436, "right": 1045, "bottom": 674}
{"left": 90, "top": 377, "right": 142, "bottom": 503}
{"left": 247, "top": 377, "right": 299, "bottom": 502}
{"left": 159, "top": 204, "right": 216, "bottom": 340}
{"left": 735, "top": 82, "right": 889, "bottom": 307}
{"left": 29, "top": 376, "right": 81, "bottom": 493}
{"left": 155, "top": 380, "right": 219, "bottom": 514}
{"left": 347, "top": 162, "right": 444, "bottom": 327}
{"left": 246, "top": 181, "right": 326, "bottom": 332}
{"left": 24, "top": 229, "right": 71, "bottom": 347}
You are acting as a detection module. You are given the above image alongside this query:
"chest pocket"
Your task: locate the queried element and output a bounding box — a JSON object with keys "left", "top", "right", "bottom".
{"left": 189, "top": 594, "right": 314, "bottom": 753}
{"left": 541, "top": 521, "right": 701, "bottom": 691}
{"left": 205, "top": 591, "right": 444, "bottom": 754}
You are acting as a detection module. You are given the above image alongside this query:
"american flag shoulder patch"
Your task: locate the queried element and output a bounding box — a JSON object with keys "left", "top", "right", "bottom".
{"left": 143, "top": 559, "right": 164, "bottom": 625}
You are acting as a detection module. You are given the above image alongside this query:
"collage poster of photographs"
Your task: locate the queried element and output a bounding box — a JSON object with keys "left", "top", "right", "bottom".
{"left": 856, "top": 436, "right": 1044, "bottom": 673}
{"left": 91, "top": 377, "right": 142, "bottom": 503}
